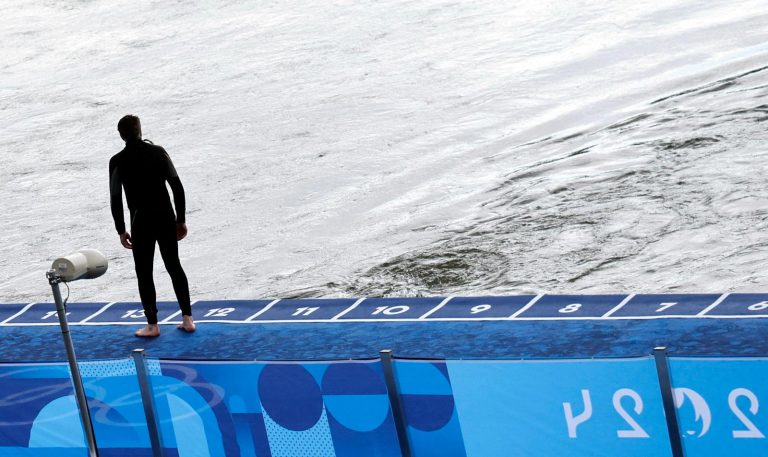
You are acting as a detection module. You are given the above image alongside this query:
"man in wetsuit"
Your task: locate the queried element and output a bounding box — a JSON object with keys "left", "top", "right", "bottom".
{"left": 109, "top": 115, "right": 195, "bottom": 337}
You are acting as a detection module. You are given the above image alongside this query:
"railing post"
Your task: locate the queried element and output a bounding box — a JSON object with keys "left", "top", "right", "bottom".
{"left": 48, "top": 273, "right": 99, "bottom": 456}
{"left": 132, "top": 349, "right": 164, "bottom": 457}
{"left": 380, "top": 349, "right": 412, "bottom": 457}
{"left": 653, "top": 347, "right": 685, "bottom": 457}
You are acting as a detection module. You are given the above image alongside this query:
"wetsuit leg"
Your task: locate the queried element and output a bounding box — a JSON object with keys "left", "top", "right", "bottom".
{"left": 131, "top": 222, "right": 159, "bottom": 325}
{"left": 157, "top": 222, "right": 192, "bottom": 316}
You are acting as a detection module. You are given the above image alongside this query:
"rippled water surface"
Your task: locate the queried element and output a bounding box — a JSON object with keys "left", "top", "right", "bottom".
{"left": 2, "top": 0, "right": 768, "bottom": 302}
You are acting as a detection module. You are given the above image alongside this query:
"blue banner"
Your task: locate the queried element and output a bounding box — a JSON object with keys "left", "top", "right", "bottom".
{"left": 152, "top": 359, "right": 401, "bottom": 457}
{"left": 0, "top": 359, "right": 153, "bottom": 456}
{"left": 668, "top": 357, "right": 768, "bottom": 456}
{"left": 395, "top": 357, "right": 673, "bottom": 457}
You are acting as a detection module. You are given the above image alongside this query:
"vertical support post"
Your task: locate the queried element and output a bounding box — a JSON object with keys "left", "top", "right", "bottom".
{"left": 133, "top": 349, "right": 164, "bottom": 457}
{"left": 653, "top": 347, "right": 685, "bottom": 457}
{"left": 380, "top": 349, "right": 412, "bottom": 457}
{"left": 48, "top": 273, "right": 99, "bottom": 457}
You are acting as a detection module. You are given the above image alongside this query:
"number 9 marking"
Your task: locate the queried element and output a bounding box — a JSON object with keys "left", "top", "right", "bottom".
{"left": 470, "top": 304, "right": 492, "bottom": 314}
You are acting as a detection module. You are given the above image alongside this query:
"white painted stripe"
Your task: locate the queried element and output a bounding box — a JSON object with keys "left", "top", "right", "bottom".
{"left": 602, "top": 294, "right": 635, "bottom": 318}
{"left": 509, "top": 294, "right": 543, "bottom": 318}
{"left": 0, "top": 303, "right": 37, "bottom": 324}
{"left": 331, "top": 298, "right": 366, "bottom": 320}
{"left": 79, "top": 302, "right": 117, "bottom": 323}
{"left": 160, "top": 300, "right": 198, "bottom": 324}
{"left": 3, "top": 312, "right": 768, "bottom": 327}
{"left": 244, "top": 299, "right": 280, "bottom": 321}
{"left": 419, "top": 296, "right": 454, "bottom": 319}
{"left": 697, "top": 293, "right": 729, "bottom": 316}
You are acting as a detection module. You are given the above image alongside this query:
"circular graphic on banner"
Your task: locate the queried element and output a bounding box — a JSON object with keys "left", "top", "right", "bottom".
{"left": 258, "top": 364, "right": 323, "bottom": 431}
{"left": 398, "top": 362, "right": 455, "bottom": 431}
{"left": 322, "top": 363, "right": 389, "bottom": 432}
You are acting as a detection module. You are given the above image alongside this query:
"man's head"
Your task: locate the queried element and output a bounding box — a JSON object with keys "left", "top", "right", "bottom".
{"left": 117, "top": 115, "right": 142, "bottom": 142}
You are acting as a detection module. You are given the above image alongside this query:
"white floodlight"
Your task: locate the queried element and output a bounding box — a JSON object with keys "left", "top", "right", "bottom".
{"left": 46, "top": 248, "right": 108, "bottom": 457}
{"left": 51, "top": 249, "right": 108, "bottom": 282}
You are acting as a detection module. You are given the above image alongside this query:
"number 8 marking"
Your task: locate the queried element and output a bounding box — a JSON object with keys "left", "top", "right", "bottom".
{"left": 559, "top": 304, "right": 582, "bottom": 314}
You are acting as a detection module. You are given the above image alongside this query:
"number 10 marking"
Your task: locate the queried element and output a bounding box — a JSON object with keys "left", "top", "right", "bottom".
{"left": 372, "top": 306, "right": 410, "bottom": 316}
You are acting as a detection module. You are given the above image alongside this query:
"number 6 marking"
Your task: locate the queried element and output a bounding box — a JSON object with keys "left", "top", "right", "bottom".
{"left": 613, "top": 389, "right": 650, "bottom": 438}
{"left": 748, "top": 301, "right": 768, "bottom": 311}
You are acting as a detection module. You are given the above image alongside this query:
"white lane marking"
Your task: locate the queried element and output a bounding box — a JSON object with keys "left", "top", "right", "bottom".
{"left": 697, "top": 293, "right": 730, "bottom": 316}
{"left": 0, "top": 303, "right": 37, "bottom": 324}
{"left": 245, "top": 299, "right": 280, "bottom": 321}
{"left": 331, "top": 298, "right": 366, "bottom": 320}
{"left": 79, "top": 302, "right": 117, "bottom": 323}
{"left": 509, "top": 294, "right": 543, "bottom": 318}
{"left": 3, "top": 312, "right": 768, "bottom": 326}
{"left": 602, "top": 294, "right": 635, "bottom": 318}
{"left": 160, "top": 300, "right": 198, "bottom": 324}
{"left": 419, "top": 296, "right": 454, "bottom": 319}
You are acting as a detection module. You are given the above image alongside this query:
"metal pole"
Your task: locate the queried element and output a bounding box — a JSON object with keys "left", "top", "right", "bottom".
{"left": 380, "top": 349, "right": 412, "bottom": 457}
{"left": 132, "top": 349, "right": 164, "bottom": 457}
{"left": 653, "top": 347, "right": 685, "bottom": 457}
{"left": 47, "top": 270, "right": 99, "bottom": 457}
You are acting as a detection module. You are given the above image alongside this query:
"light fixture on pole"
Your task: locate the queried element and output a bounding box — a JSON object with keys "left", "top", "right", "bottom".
{"left": 47, "top": 249, "right": 108, "bottom": 457}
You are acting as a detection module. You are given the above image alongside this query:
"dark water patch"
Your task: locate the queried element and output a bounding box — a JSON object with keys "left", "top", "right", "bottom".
{"left": 348, "top": 247, "right": 509, "bottom": 296}
{"left": 654, "top": 136, "right": 721, "bottom": 151}
{"left": 606, "top": 113, "right": 653, "bottom": 131}
{"left": 730, "top": 104, "right": 768, "bottom": 115}
{"left": 552, "top": 131, "right": 586, "bottom": 143}
{"left": 652, "top": 65, "right": 768, "bottom": 104}
{"left": 567, "top": 146, "right": 591, "bottom": 157}
{"left": 567, "top": 254, "right": 638, "bottom": 283}
{"left": 698, "top": 80, "right": 738, "bottom": 94}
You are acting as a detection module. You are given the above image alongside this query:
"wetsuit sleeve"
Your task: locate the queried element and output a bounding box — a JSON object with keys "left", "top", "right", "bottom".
{"left": 109, "top": 157, "right": 126, "bottom": 234}
{"left": 162, "top": 150, "right": 186, "bottom": 224}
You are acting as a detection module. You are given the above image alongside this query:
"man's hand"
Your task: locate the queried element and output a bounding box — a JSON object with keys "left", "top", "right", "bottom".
{"left": 176, "top": 223, "right": 188, "bottom": 241}
{"left": 119, "top": 232, "right": 133, "bottom": 249}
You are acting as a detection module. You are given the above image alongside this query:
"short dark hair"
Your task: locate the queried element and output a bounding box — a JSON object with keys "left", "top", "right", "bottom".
{"left": 117, "top": 115, "right": 141, "bottom": 140}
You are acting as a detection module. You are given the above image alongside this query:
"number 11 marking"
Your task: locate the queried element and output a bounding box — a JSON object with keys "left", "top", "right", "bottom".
{"left": 293, "top": 307, "right": 319, "bottom": 317}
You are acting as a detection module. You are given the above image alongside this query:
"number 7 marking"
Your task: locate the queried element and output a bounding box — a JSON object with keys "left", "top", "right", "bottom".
{"left": 656, "top": 302, "right": 677, "bottom": 313}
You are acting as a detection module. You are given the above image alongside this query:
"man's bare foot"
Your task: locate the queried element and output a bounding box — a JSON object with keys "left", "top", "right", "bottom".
{"left": 177, "top": 315, "right": 196, "bottom": 333}
{"left": 135, "top": 324, "right": 160, "bottom": 337}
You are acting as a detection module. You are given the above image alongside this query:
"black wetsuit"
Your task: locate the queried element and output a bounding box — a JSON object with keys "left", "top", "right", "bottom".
{"left": 109, "top": 139, "right": 191, "bottom": 324}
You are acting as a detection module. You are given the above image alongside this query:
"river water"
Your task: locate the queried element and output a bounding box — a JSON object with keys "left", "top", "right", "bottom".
{"left": 2, "top": 0, "right": 768, "bottom": 303}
